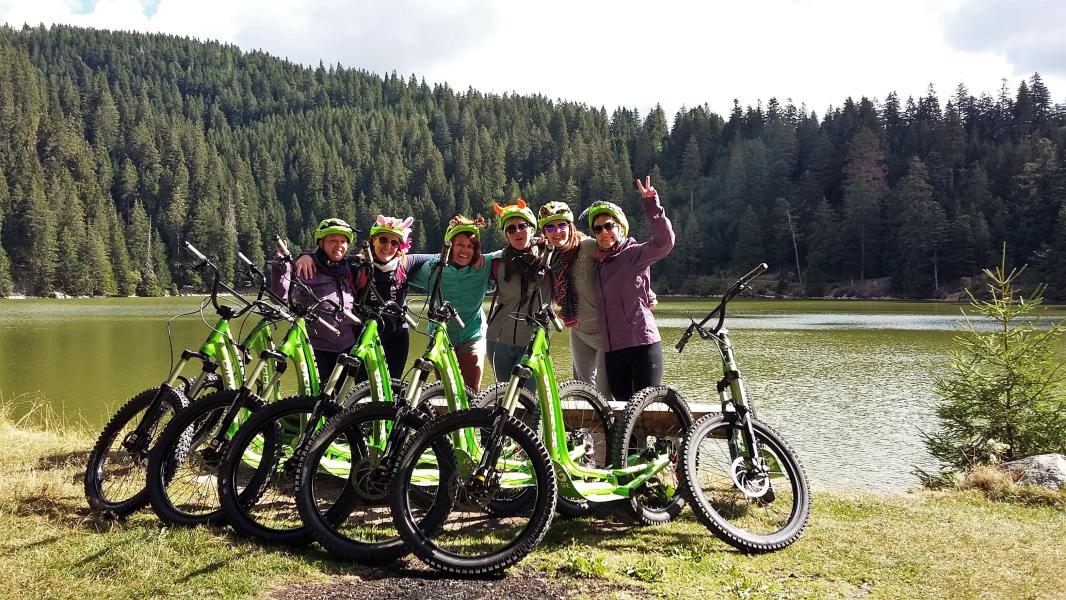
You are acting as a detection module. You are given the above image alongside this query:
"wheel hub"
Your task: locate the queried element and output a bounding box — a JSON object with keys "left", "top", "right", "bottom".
{"left": 566, "top": 428, "right": 595, "bottom": 463}
{"left": 350, "top": 457, "right": 389, "bottom": 502}
{"left": 730, "top": 456, "right": 771, "bottom": 499}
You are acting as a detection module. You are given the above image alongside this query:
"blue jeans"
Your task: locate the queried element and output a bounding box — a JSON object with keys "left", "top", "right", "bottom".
{"left": 487, "top": 341, "right": 534, "bottom": 391}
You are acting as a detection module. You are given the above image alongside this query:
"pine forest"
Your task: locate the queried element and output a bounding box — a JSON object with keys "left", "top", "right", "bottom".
{"left": 2, "top": 24, "right": 1066, "bottom": 299}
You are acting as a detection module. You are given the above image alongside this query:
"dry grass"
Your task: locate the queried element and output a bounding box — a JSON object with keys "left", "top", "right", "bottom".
{"left": 959, "top": 464, "right": 1066, "bottom": 508}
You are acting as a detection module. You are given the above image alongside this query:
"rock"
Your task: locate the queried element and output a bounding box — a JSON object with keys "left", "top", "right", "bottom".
{"left": 1001, "top": 454, "right": 1066, "bottom": 492}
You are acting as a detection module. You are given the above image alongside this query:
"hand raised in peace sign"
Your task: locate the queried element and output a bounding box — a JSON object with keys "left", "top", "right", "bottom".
{"left": 635, "top": 175, "right": 656, "bottom": 199}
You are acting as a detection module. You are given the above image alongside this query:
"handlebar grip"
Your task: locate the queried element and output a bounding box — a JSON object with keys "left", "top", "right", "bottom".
{"left": 404, "top": 310, "right": 419, "bottom": 329}
{"left": 359, "top": 240, "right": 373, "bottom": 263}
{"left": 316, "top": 318, "right": 341, "bottom": 337}
{"left": 184, "top": 241, "right": 208, "bottom": 263}
{"left": 739, "top": 263, "right": 768, "bottom": 286}
{"left": 341, "top": 309, "right": 362, "bottom": 328}
{"left": 273, "top": 235, "right": 291, "bottom": 260}
{"left": 237, "top": 251, "right": 253, "bottom": 267}
{"left": 451, "top": 311, "right": 465, "bottom": 331}
{"left": 550, "top": 312, "right": 564, "bottom": 332}
{"left": 675, "top": 332, "right": 691, "bottom": 352}
{"left": 438, "top": 241, "right": 452, "bottom": 265}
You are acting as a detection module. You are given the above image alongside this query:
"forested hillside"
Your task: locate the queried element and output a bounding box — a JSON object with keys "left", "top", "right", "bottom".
{"left": 2, "top": 24, "right": 1065, "bottom": 298}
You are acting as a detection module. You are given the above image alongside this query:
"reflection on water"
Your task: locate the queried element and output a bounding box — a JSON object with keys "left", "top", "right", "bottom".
{"left": 2, "top": 297, "right": 1064, "bottom": 493}
{"left": 656, "top": 311, "right": 1066, "bottom": 331}
{"left": 653, "top": 326, "right": 952, "bottom": 493}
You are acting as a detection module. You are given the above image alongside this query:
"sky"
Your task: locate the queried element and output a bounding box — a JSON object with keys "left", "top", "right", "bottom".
{"left": 2, "top": 0, "right": 1065, "bottom": 121}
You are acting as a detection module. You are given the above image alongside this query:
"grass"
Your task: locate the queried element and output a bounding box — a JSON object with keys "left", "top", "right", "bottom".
{"left": 2, "top": 405, "right": 1064, "bottom": 599}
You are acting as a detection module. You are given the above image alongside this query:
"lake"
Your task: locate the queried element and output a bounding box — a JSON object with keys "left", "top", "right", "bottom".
{"left": 2, "top": 296, "right": 1063, "bottom": 493}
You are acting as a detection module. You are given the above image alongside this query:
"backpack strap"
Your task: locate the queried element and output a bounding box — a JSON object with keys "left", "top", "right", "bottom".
{"left": 487, "top": 257, "right": 501, "bottom": 324}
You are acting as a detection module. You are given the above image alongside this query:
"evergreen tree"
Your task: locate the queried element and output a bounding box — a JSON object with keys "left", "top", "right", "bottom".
{"left": 52, "top": 171, "right": 91, "bottom": 294}
{"left": 1009, "top": 137, "right": 1063, "bottom": 264}
{"left": 732, "top": 205, "right": 764, "bottom": 272}
{"left": 768, "top": 197, "right": 801, "bottom": 282}
{"left": 919, "top": 251, "right": 1066, "bottom": 484}
{"left": 127, "top": 201, "right": 159, "bottom": 295}
{"left": 24, "top": 182, "right": 58, "bottom": 295}
{"left": 1, "top": 25, "right": 1065, "bottom": 296}
{"left": 894, "top": 157, "right": 947, "bottom": 294}
{"left": 0, "top": 210, "right": 13, "bottom": 296}
{"left": 841, "top": 127, "right": 887, "bottom": 280}
{"left": 804, "top": 198, "right": 839, "bottom": 289}
{"left": 679, "top": 134, "right": 702, "bottom": 212}
{"left": 86, "top": 191, "right": 118, "bottom": 296}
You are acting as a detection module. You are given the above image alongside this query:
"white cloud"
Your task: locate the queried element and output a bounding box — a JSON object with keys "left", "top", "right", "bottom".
{"left": 2, "top": 0, "right": 1064, "bottom": 120}
{"left": 943, "top": 0, "right": 1066, "bottom": 79}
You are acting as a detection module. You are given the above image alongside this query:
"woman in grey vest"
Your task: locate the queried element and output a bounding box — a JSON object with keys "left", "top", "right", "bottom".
{"left": 537, "top": 201, "right": 612, "bottom": 400}
{"left": 485, "top": 199, "right": 551, "bottom": 388}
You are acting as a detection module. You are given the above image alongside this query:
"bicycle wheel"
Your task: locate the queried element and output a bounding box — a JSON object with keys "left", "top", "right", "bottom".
{"left": 218, "top": 395, "right": 343, "bottom": 545}
{"left": 177, "top": 372, "right": 223, "bottom": 397}
{"left": 146, "top": 390, "right": 266, "bottom": 527}
{"left": 414, "top": 380, "right": 477, "bottom": 416}
{"left": 389, "top": 408, "right": 556, "bottom": 576}
{"left": 340, "top": 377, "right": 408, "bottom": 407}
{"left": 472, "top": 382, "right": 541, "bottom": 516}
{"left": 554, "top": 380, "right": 614, "bottom": 518}
{"left": 680, "top": 414, "right": 810, "bottom": 553}
{"left": 84, "top": 386, "right": 189, "bottom": 516}
{"left": 294, "top": 401, "right": 443, "bottom": 564}
{"left": 610, "top": 386, "right": 693, "bottom": 525}
{"left": 473, "top": 381, "right": 539, "bottom": 435}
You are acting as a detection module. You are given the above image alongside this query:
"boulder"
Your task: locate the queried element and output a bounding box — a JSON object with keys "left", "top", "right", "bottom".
{"left": 1001, "top": 454, "right": 1066, "bottom": 492}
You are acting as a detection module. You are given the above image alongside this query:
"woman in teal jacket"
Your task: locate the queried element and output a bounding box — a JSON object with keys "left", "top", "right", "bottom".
{"left": 408, "top": 215, "right": 500, "bottom": 391}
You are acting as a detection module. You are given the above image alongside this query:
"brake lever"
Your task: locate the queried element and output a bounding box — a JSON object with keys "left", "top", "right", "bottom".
{"left": 320, "top": 298, "right": 342, "bottom": 316}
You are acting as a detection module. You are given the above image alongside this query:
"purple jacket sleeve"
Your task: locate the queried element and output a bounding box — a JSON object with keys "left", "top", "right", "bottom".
{"left": 271, "top": 261, "right": 292, "bottom": 302}
{"left": 627, "top": 192, "right": 675, "bottom": 271}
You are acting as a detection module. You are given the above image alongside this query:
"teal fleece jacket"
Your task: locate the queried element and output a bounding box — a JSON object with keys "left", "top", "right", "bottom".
{"left": 408, "top": 250, "right": 502, "bottom": 345}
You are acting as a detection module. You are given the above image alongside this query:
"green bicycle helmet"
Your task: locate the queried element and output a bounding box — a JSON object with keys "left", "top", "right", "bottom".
{"left": 314, "top": 217, "right": 356, "bottom": 244}
{"left": 586, "top": 200, "right": 629, "bottom": 237}
{"left": 537, "top": 201, "right": 574, "bottom": 229}
{"left": 444, "top": 214, "right": 486, "bottom": 241}
{"left": 492, "top": 198, "right": 537, "bottom": 231}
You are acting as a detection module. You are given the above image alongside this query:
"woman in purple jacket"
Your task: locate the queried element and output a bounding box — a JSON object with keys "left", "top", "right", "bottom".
{"left": 589, "top": 176, "right": 675, "bottom": 402}
{"left": 272, "top": 217, "right": 359, "bottom": 382}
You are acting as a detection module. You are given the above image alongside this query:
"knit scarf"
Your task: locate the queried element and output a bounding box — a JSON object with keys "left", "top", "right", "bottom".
{"left": 502, "top": 245, "right": 537, "bottom": 283}
{"left": 500, "top": 245, "right": 539, "bottom": 315}
{"left": 550, "top": 246, "right": 579, "bottom": 327}
{"left": 354, "top": 255, "right": 407, "bottom": 302}
{"left": 313, "top": 248, "right": 350, "bottom": 280}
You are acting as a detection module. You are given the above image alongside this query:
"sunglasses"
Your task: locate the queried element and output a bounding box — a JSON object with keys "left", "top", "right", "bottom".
{"left": 592, "top": 221, "right": 618, "bottom": 234}
{"left": 375, "top": 236, "right": 401, "bottom": 249}
{"left": 543, "top": 222, "right": 570, "bottom": 234}
{"left": 505, "top": 222, "right": 530, "bottom": 235}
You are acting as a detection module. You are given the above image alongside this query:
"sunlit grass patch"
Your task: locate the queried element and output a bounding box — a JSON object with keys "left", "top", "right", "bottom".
{"left": 0, "top": 417, "right": 1063, "bottom": 599}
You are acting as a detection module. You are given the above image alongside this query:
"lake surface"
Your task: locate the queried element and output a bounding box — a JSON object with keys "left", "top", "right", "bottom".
{"left": 2, "top": 296, "right": 1063, "bottom": 493}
